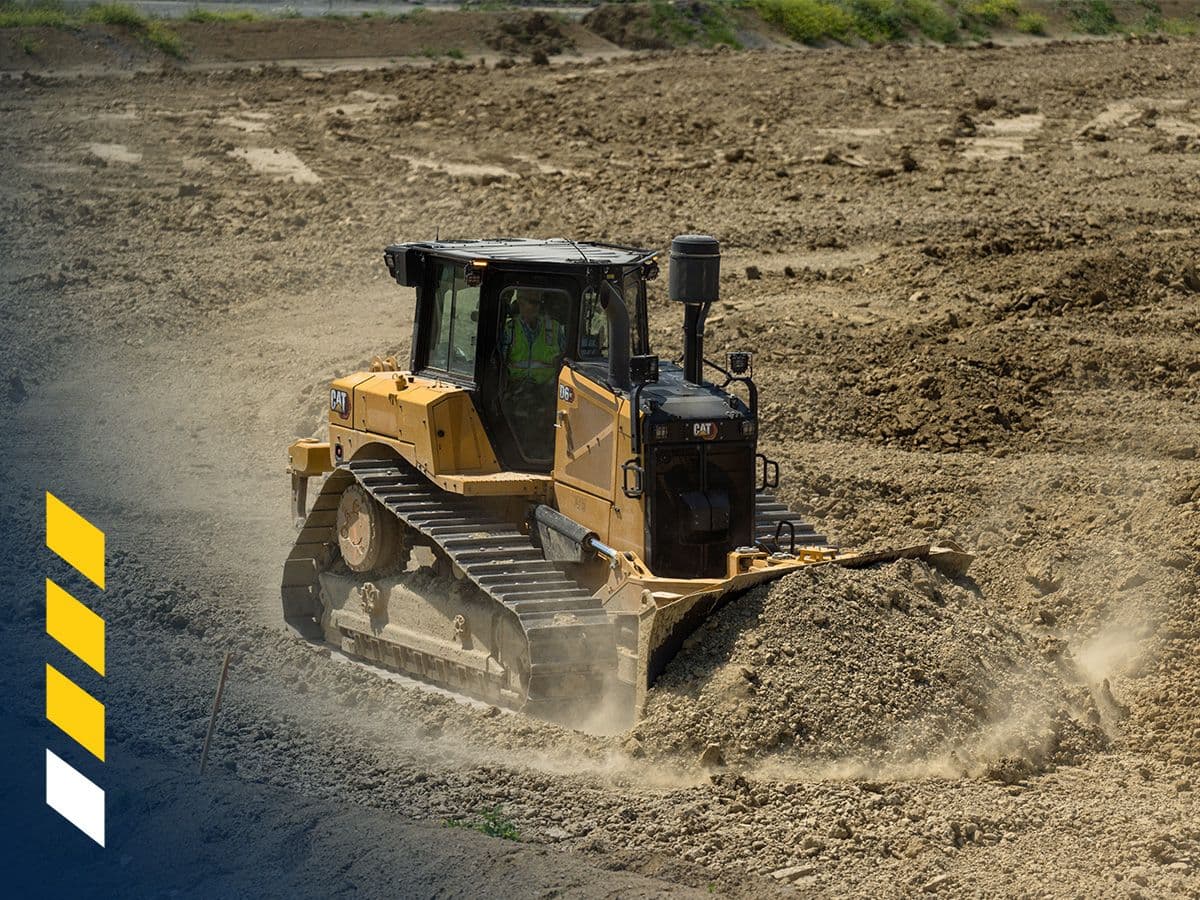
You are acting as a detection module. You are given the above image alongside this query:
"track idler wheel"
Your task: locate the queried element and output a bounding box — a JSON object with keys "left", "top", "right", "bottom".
{"left": 335, "top": 483, "right": 404, "bottom": 574}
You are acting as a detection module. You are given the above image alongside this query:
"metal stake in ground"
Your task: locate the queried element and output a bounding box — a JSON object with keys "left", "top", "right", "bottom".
{"left": 199, "top": 651, "right": 232, "bottom": 775}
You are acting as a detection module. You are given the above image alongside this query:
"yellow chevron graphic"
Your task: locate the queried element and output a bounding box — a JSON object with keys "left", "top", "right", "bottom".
{"left": 45, "top": 492, "right": 106, "bottom": 590}
{"left": 43, "top": 493, "right": 107, "bottom": 845}
{"left": 46, "top": 663, "right": 105, "bottom": 762}
{"left": 46, "top": 579, "right": 105, "bottom": 677}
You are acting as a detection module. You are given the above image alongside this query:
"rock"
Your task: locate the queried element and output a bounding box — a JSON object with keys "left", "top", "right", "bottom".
{"left": 1118, "top": 572, "right": 1148, "bottom": 591}
{"left": 922, "top": 874, "right": 953, "bottom": 892}
{"left": 770, "top": 865, "right": 815, "bottom": 882}
{"left": 300, "top": 71, "right": 326, "bottom": 81}
{"left": 1166, "top": 445, "right": 1197, "bottom": 460}
{"left": 723, "top": 147, "right": 748, "bottom": 164}
{"left": 1182, "top": 264, "right": 1200, "bottom": 293}
{"left": 1023, "top": 559, "right": 1062, "bottom": 596}
{"left": 697, "top": 744, "right": 725, "bottom": 768}
{"left": 899, "top": 148, "right": 919, "bottom": 172}
{"left": 745, "top": 265, "right": 762, "bottom": 280}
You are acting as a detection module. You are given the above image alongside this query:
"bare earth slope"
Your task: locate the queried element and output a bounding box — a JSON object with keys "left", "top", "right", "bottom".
{"left": 2, "top": 34, "right": 1199, "bottom": 897}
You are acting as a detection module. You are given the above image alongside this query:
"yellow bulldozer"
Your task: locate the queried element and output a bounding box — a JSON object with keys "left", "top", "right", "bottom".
{"left": 282, "top": 235, "right": 970, "bottom": 727}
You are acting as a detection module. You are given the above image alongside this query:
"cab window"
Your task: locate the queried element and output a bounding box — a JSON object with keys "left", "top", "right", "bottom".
{"left": 425, "top": 263, "right": 480, "bottom": 378}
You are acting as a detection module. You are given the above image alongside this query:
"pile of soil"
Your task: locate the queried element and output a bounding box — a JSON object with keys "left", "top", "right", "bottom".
{"left": 484, "top": 12, "right": 575, "bottom": 60}
{"left": 583, "top": 3, "right": 672, "bottom": 51}
{"left": 636, "top": 561, "right": 1112, "bottom": 780}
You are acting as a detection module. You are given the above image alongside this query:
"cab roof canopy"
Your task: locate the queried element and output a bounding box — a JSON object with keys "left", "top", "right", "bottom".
{"left": 388, "top": 238, "right": 656, "bottom": 268}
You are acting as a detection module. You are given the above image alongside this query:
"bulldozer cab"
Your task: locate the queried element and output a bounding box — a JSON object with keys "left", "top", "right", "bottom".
{"left": 385, "top": 239, "right": 655, "bottom": 472}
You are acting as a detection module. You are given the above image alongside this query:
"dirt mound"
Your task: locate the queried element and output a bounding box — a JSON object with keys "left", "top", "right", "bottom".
{"left": 584, "top": 3, "right": 671, "bottom": 51}
{"left": 584, "top": 1, "right": 736, "bottom": 51}
{"left": 484, "top": 12, "right": 575, "bottom": 60}
{"left": 635, "top": 561, "right": 1112, "bottom": 779}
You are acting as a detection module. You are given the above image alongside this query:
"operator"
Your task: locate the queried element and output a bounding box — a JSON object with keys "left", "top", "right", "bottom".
{"left": 499, "top": 289, "right": 566, "bottom": 457}
{"left": 500, "top": 289, "right": 566, "bottom": 385}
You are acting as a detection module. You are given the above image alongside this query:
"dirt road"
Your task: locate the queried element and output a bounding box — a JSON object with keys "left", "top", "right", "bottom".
{"left": 2, "top": 34, "right": 1199, "bottom": 897}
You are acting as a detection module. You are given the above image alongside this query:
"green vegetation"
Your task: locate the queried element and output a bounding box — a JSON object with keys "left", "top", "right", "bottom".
{"left": 1132, "top": 1, "right": 1199, "bottom": 36}
{"left": 1061, "top": 0, "right": 1118, "bottom": 34}
{"left": 82, "top": 2, "right": 145, "bottom": 27}
{"left": 183, "top": 7, "right": 261, "bottom": 23}
{"left": 960, "top": 0, "right": 1020, "bottom": 26}
{"left": 0, "top": 1, "right": 188, "bottom": 57}
{"left": 19, "top": 33, "right": 41, "bottom": 51}
{"left": 1015, "top": 10, "right": 1047, "bottom": 32}
{"left": 650, "top": 0, "right": 742, "bottom": 47}
{"left": 445, "top": 807, "right": 521, "bottom": 841}
{"left": 751, "top": 0, "right": 960, "bottom": 44}
{"left": 0, "top": 1, "right": 68, "bottom": 28}
{"left": 145, "top": 18, "right": 183, "bottom": 54}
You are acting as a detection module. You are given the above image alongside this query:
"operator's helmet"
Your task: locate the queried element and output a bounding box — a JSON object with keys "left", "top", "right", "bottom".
{"left": 514, "top": 288, "right": 541, "bottom": 307}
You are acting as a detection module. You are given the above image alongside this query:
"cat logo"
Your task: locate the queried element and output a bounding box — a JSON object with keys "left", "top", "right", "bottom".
{"left": 330, "top": 388, "right": 350, "bottom": 419}
{"left": 692, "top": 422, "right": 717, "bottom": 440}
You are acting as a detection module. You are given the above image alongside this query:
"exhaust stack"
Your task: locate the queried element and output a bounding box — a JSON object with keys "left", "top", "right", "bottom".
{"left": 668, "top": 234, "right": 720, "bottom": 385}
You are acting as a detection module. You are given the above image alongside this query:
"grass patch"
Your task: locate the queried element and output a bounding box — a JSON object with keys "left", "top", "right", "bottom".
{"left": 1060, "top": 0, "right": 1118, "bottom": 34}
{"left": 1015, "top": 10, "right": 1047, "bottom": 32}
{"left": 751, "top": 0, "right": 959, "bottom": 44}
{"left": 1133, "top": 2, "right": 1200, "bottom": 37}
{"left": 0, "top": 1, "right": 68, "bottom": 28}
{"left": 183, "top": 7, "right": 261, "bottom": 23}
{"left": 145, "top": 18, "right": 183, "bottom": 55}
{"left": 445, "top": 807, "right": 521, "bottom": 841}
{"left": 82, "top": 2, "right": 147, "bottom": 27}
{"left": 960, "top": 0, "right": 1020, "bottom": 26}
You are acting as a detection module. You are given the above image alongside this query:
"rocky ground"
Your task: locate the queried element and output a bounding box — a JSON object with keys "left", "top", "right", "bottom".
{"left": 2, "top": 30, "right": 1199, "bottom": 898}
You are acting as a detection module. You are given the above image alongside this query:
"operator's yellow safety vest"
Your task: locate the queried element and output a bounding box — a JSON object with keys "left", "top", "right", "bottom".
{"left": 505, "top": 316, "right": 562, "bottom": 385}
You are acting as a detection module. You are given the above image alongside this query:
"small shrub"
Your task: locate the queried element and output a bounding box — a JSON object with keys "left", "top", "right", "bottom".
{"left": 962, "top": 0, "right": 1019, "bottom": 26}
{"left": 753, "top": 0, "right": 858, "bottom": 44}
{"left": 145, "top": 19, "right": 183, "bottom": 55}
{"left": 1015, "top": 11, "right": 1047, "bottom": 33}
{"left": 904, "top": 0, "right": 958, "bottom": 41}
{"left": 445, "top": 806, "right": 521, "bottom": 841}
{"left": 20, "top": 34, "right": 43, "bottom": 52}
{"left": 1064, "top": 0, "right": 1118, "bottom": 34}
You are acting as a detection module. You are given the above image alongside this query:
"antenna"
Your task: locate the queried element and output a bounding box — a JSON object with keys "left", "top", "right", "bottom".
{"left": 563, "top": 237, "right": 590, "bottom": 264}
{"left": 436, "top": 225, "right": 440, "bottom": 241}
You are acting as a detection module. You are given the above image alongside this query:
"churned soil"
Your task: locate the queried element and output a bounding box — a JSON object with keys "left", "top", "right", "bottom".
{"left": 2, "top": 28, "right": 1199, "bottom": 898}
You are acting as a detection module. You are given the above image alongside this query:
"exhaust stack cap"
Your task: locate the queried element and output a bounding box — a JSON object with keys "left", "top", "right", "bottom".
{"left": 669, "top": 234, "right": 720, "bottom": 303}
